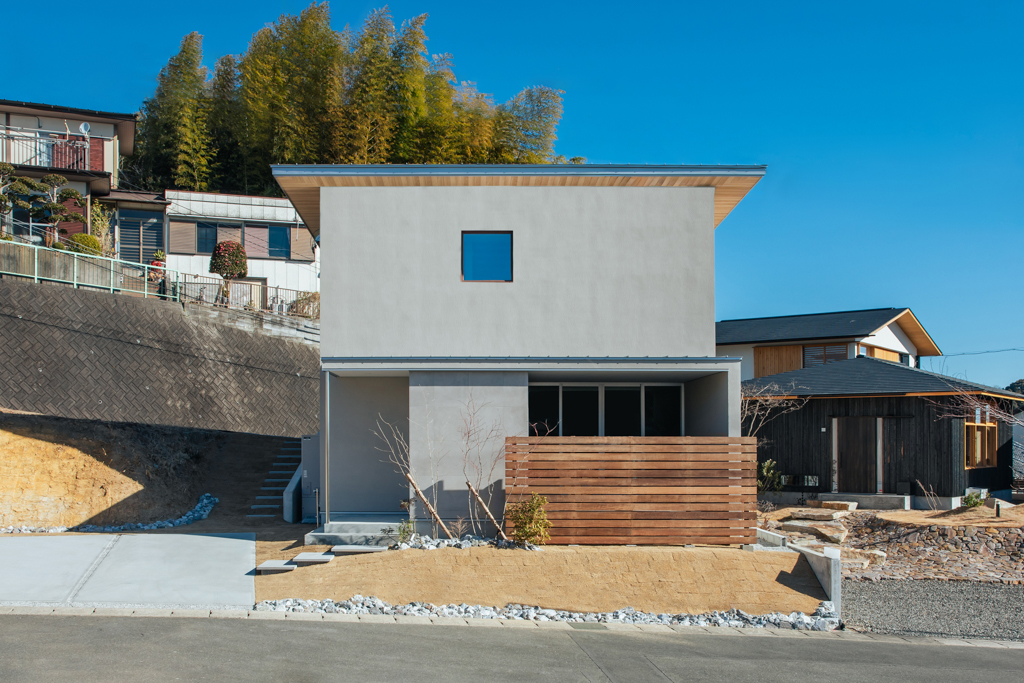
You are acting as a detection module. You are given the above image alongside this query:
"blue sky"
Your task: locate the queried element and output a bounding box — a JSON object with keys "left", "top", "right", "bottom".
{"left": 7, "top": 1, "right": 1022, "bottom": 387}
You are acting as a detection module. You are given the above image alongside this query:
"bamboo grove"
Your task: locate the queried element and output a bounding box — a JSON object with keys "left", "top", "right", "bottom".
{"left": 128, "top": 2, "right": 581, "bottom": 196}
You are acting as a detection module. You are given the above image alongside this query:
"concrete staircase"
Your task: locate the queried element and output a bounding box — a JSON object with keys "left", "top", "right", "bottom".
{"left": 247, "top": 438, "right": 301, "bottom": 519}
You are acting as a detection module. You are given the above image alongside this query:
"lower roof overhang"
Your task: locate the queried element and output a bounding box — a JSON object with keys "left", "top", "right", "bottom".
{"left": 273, "top": 164, "right": 767, "bottom": 239}
{"left": 12, "top": 165, "right": 112, "bottom": 195}
{"left": 321, "top": 356, "right": 742, "bottom": 381}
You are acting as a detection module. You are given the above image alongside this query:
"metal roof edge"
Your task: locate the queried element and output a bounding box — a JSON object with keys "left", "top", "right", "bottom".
{"left": 272, "top": 164, "right": 767, "bottom": 178}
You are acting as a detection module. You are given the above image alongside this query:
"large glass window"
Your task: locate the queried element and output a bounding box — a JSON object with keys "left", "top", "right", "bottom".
{"left": 197, "top": 222, "right": 217, "bottom": 254}
{"left": 527, "top": 385, "right": 683, "bottom": 437}
{"left": 268, "top": 225, "right": 290, "bottom": 259}
{"left": 462, "top": 231, "right": 512, "bottom": 282}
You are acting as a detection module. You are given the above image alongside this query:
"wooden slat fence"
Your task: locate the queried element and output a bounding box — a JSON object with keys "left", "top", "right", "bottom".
{"left": 504, "top": 436, "right": 757, "bottom": 545}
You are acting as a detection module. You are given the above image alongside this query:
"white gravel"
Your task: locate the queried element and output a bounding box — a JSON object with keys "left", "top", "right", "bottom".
{"left": 843, "top": 579, "right": 1024, "bottom": 641}
{"left": 1, "top": 494, "right": 219, "bottom": 534}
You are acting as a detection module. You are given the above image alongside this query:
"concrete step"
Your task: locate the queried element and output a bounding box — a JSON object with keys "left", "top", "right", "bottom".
{"left": 332, "top": 545, "right": 388, "bottom": 556}
{"left": 252, "top": 504, "right": 281, "bottom": 509}
{"left": 261, "top": 486, "right": 287, "bottom": 491}
{"left": 246, "top": 514, "right": 276, "bottom": 518}
{"left": 256, "top": 560, "right": 296, "bottom": 574}
{"left": 256, "top": 496, "right": 281, "bottom": 500}
{"left": 291, "top": 552, "right": 334, "bottom": 566}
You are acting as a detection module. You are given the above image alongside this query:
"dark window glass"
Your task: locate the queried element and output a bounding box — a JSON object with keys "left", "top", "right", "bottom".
{"left": 462, "top": 232, "right": 512, "bottom": 281}
{"left": 197, "top": 222, "right": 217, "bottom": 254}
{"left": 269, "top": 225, "right": 290, "bottom": 259}
{"left": 644, "top": 386, "right": 681, "bottom": 437}
{"left": 605, "top": 387, "right": 642, "bottom": 436}
{"left": 562, "top": 387, "right": 599, "bottom": 437}
{"left": 528, "top": 386, "right": 560, "bottom": 436}
{"left": 118, "top": 210, "right": 164, "bottom": 263}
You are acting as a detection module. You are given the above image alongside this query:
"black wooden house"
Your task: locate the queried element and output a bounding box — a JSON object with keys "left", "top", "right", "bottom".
{"left": 745, "top": 357, "right": 1023, "bottom": 500}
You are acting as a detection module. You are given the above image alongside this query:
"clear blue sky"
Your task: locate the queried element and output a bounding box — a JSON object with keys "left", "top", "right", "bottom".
{"left": 7, "top": 1, "right": 1023, "bottom": 387}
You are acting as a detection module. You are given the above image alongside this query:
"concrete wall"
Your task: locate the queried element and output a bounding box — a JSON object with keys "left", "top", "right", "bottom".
{"left": 407, "top": 371, "right": 529, "bottom": 521}
{"left": 320, "top": 186, "right": 717, "bottom": 360}
{"left": 323, "top": 375, "right": 409, "bottom": 514}
{"left": 684, "top": 369, "right": 740, "bottom": 436}
{"left": 0, "top": 278, "right": 318, "bottom": 437}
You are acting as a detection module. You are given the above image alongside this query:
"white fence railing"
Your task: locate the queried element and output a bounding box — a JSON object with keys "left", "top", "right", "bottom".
{"left": 1, "top": 128, "right": 91, "bottom": 170}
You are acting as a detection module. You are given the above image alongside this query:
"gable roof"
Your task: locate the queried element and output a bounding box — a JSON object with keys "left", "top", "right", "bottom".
{"left": 272, "top": 163, "right": 766, "bottom": 238}
{"left": 716, "top": 307, "right": 941, "bottom": 356}
{"left": 743, "top": 356, "right": 1024, "bottom": 401}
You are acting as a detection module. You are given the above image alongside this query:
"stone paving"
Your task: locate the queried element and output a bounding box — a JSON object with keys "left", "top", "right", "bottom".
{"left": 765, "top": 511, "right": 1024, "bottom": 584}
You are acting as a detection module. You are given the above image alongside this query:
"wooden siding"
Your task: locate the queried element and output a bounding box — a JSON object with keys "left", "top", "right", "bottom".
{"left": 868, "top": 346, "right": 901, "bottom": 362}
{"left": 752, "top": 396, "right": 1014, "bottom": 498}
{"left": 504, "top": 436, "right": 756, "bottom": 545}
{"left": 754, "top": 345, "right": 803, "bottom": 378}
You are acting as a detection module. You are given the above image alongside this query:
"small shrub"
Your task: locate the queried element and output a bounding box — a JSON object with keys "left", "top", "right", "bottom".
{"left": 67, "top": 233, "right": 103, "bottom": 255}
{"left": 963, "top": 491, "right": 985, "bottom": 508}
{"left": 0, "top": 233, "right": 12, "bottom": 241}
{"left": 397, "top": 519, "right": 415, "bottom": 543}
{"left": 505, "top": 492, "right": 552, "bottom": 545}
{"left": 757, "top": 459, "right": 783, "bottom": 493}
{"left": 209, "top": 240, "right": 247, "bottom": 280}
{"left": 449, "top": 516, "right": 469, "bottom": 538}
{"left": 52, "top": 242, "right": 66, "bottom": 251}
{"left": 152, "top": 249, "right": 165, "bottom": 261}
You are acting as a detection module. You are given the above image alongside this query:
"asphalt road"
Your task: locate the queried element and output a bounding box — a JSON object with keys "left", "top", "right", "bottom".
{"left": 1, "top": 617, "right": 1021, "bottom": 682}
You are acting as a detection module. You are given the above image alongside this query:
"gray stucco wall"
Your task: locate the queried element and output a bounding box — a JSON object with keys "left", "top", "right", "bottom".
{"left": 319, "top": 186, "right": 717, "bottom": 360}
{"left": 684, "top": 368, "right": 741, "bottom": 436}
{"left": 407, "top": 371, "right": 529, "bottom": 523}
{"left": 323, "top": 375, "right": 409, "bottom": 513}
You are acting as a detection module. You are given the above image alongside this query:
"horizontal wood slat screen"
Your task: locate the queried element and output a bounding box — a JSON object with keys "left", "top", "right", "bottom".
{"left": 753, "top": 345, "right": 803, "bottom": 378}
{"left": 505, "top": 436, "right": 756, "bottom": 545}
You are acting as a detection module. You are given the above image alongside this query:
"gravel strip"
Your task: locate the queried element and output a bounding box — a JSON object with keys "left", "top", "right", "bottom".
{"left": 1, "top": 494, "right": 219, "bottom": 534}
{"left": 843, "top": 579, "right": 1024, "bottom": 641}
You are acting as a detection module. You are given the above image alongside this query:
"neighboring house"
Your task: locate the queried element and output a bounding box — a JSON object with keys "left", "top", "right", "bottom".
{"left": 272, "top": 163, "right": 766, "bottom": 534}
{"left": 716, "top": 308, "right": 942, "bottom": 381}
{"left": 0, "top": 99, "right": 136, "bottom": 239}
{"left": 744, "top": 357, "right": 1024, "bottom": 508}
{"left": 164, "top": 190, "right": 318, "bottom": 292}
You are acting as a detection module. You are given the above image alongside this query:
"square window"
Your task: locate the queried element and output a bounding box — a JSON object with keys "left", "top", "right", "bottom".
{"left": 197, "top": 222, "right": 217, "bottom": 254}
{"left": 462, "top": 232, "right": 512, "bottom": 282}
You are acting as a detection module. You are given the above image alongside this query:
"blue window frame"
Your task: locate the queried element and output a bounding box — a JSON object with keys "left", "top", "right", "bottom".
{"left": 268, "top": 225, "right": 290, "bottom": 259}
{"left": 197, "top": 222, "right": 217, "bottom": 254}
{"left": 462, "top": 231, "right": 512, "bottom": 282}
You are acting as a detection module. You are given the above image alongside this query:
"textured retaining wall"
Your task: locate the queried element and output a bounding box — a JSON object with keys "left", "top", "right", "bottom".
{"left": 0, "top": 278, "right": 318, "bottom": 436}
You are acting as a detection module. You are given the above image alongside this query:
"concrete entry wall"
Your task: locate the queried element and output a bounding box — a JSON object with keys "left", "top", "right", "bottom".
{"left": 408, "top": 371, "right": 529, "bottom": 522}
{"left": 324, "top": 375, "right": 409, "bottom": 514}
{"left": 684, "top": 369, "right": 741, "bottom": 437}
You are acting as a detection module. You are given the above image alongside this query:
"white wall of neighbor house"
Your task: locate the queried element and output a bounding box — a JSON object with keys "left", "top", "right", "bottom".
{"left": 860, "top": 323, "right": 918, "bottom": 360}
{"left": 5, "top": 114, "right": 116, "bottom": 139}
{"left": 165, "top": 253, "right": 320, "bottom": 291}
{"left": 322, "top": 374, "right": 409, "bottom": 514}
{"left": 715, "top": 344, "right": 756, "bottom": 380}
{"left": 319, "top": 186, "right": 717, "bottom": 359}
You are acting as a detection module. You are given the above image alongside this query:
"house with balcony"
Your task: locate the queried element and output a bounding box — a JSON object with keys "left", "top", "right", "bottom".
{"left": 272, "top": 163, "right": 765, "bottom": 542}
{"left": 1, "top": 99, "right": 136, "bottom": 240}
{"left": 716, "top": 307, "right": 942, "bottom": 381}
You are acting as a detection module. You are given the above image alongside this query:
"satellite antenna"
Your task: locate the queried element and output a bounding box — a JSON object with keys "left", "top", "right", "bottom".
{"left": 79, "top": 121, "right": 90, "bottom": 137}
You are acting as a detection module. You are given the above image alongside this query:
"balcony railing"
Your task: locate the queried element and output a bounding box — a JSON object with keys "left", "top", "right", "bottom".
{"left": 1, "top": 127, "right": 91, "bottom": 171}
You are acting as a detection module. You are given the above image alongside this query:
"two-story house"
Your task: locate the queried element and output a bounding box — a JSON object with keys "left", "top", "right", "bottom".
{"left": 716, "top": 308, "right": 942, "bottom": 380}
{"left": 273, "top": 163, "right": 766, "bottom": 540}
{"left": 1, "top": 99, "right": 135, "bottom": 239}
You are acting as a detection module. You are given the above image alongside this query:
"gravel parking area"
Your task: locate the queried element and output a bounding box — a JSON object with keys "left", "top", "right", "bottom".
{"left": 843, "top": 579, "right": 1024, "bottom": 641}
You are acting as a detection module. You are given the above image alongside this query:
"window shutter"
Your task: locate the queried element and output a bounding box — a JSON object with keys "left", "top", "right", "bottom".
{"left": 803, "top": 345, "right": 825, "bottom": 368}
{"left": 168, "top": 221, "right": 196, "bottom": 255}
{"left": 824, "top": 345, "right": 848, "bottom": 364}
{"left": 217, "top": 225, "right": 242, "bottom": 246}
{"left": 244, "top": 224, "right": 269, "bottom": 258}
{"left": 290, "top": 225, "right": 315, "bottom": 261}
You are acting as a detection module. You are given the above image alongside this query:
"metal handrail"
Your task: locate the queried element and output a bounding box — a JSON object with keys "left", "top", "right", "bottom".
{"left": 0, "top": 129, "right": 91, "bottom": 170}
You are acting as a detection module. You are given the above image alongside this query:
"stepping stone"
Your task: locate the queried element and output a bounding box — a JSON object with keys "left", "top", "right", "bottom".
{"left": 251, "top": 505, "right": 280, "bottom": 509}
{"left": 787, "top": 509, "right": 849, "bottom": 521}
{"left": 781, "top": 520, "right": 849, "bottom": 543}
{"left": 807, "top": 500, "right": 858, "bottom": 511}
{"left": 331, "top": 545, "right": 388, "bottom": 555}
{"left": 256, "top": 560, "right": 296, "bottom": 574}
{"left": 292, "top": 552, "right": 334, "bottom": 566}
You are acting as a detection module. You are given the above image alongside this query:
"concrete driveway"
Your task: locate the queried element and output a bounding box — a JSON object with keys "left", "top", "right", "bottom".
{"left": 0, "top": 533, "right": 254, "bottom": 609}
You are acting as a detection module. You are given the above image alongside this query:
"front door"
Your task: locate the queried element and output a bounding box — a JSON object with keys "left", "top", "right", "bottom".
{"left": 837, "top": 417, "right": 876, "bottom": 493}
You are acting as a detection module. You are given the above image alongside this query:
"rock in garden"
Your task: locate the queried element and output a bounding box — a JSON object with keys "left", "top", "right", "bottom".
{"left": 781, "top": 520, "right": 849, "bottom": 543}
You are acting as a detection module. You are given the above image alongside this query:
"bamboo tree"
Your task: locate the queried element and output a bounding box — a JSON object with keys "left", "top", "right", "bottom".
{"left": 491, "top": 86, "right": 564, "bottom": 163}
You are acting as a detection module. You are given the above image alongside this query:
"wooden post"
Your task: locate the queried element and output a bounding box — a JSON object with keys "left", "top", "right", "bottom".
{"left": 405, "top": 472, "right": 453, "bottom": 539}
{"left": 467, "top": 481, "right": 509, "bottom": 541}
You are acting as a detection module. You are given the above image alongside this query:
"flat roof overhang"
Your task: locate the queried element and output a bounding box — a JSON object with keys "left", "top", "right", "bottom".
{"left": 11, "top": 165, "right": 112, "bottom": 195}
{"left": 272, "top": 164, "right": 767, "bottom": 238}
{"left": 321, "top": 356, "right": 742, "bottom": 379}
